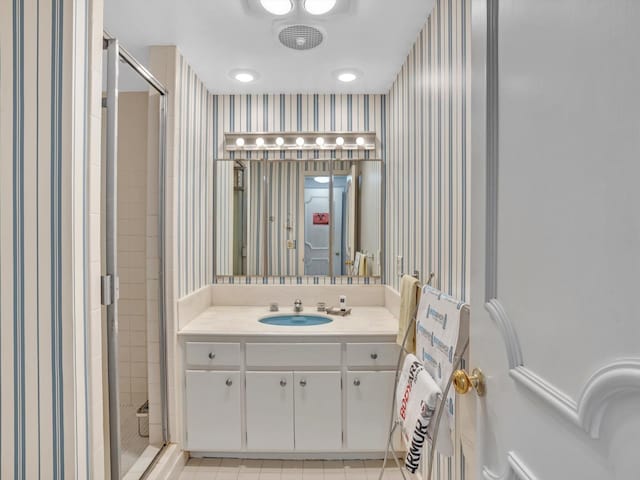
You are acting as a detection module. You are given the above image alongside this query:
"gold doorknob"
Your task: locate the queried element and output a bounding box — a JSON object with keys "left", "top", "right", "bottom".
{"left": 453, "top": 368, "right": 486, "bottom": 397}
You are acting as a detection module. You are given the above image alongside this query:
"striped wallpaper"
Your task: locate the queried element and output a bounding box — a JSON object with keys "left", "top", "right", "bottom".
{"left": 212, "top": 94, "right": 386, "bottom": 278}
{"left": 174, "top": 53, "right": 216, "bottom": 298}
{"left": 385, "top": 0, "right": 471, "bottom": 479}
{"left": 0, "top": 0, "right": 101, "bottom": 477}
{"left": 386, "top": 0, "right": 470, "bottom": 303}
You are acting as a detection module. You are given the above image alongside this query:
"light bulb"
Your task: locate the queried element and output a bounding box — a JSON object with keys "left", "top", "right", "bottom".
{"left": 235, "top": 138, "right": 245, "bottom": 147}
{"left": 304, "top": 0, "right": 337, "bottom": 15}
{"left": 295, "top": 137, "right": 305, "bottom": 147}
{"left": 256, "top": 137, "right": 265, "bottom": 147}
{"left": 335, "top": 137, "right": 345, "bottom": 146}
{"left": 275, "top": 137, "right": 285, "bottom": 146}
{"left": 259, "top": 0, "right": 293, "bottom": 15}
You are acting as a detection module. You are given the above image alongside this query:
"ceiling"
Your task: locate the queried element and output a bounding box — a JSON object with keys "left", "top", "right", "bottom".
{"left": 104, "top": 0, "right": 434, "bottom": 94}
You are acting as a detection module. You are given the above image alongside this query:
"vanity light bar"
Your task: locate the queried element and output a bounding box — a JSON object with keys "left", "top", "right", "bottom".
{"left": 224, "top": 132, "right": 377, "bottom": 152}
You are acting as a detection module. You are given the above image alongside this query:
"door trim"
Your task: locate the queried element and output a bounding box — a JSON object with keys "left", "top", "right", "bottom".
{"left": 482, "top": 451, "right": 537, "bottom": 480}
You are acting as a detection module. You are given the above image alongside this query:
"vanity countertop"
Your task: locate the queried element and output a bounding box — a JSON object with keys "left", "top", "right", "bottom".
{"left": 178, "top": 306, "right": 398, "bottom": 337}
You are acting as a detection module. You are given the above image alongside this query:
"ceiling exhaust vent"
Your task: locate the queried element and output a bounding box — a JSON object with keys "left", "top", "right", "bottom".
{"left": 278, "top": 24, "right": 323, "bottom": 50}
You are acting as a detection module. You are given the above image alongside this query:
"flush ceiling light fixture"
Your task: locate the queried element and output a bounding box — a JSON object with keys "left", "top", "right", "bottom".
{"left": 229, "top": 69, "right": 259, "bottom": 83}
{"left": 356, "top": 136, "right": 365, "bottom": 146}
{"left": 304, "top": 0, "right": 337, "bottom": 15}
{"left": 235, "top": 138, "right": 245, "bottom": 147}
{"left": 295, "top": 137, "right": 305, "bottom": 147}
{"left": 275, "top": 137, "right": 285, "bottom": 146}
{"left": 335, "top": 136, "right": 345, "bottom": 146}
{"left": 338, "top": 72, "right": 357, "bottom": 82}
{"left": 334, "top": 68, "right": 362, "bottom": 83}
{"left": 259, "top": 0, "right": 293, "bottom": 15}
{"left": 255, "top": 137, "right": 265, "bottom": 147}
{"left": 315, "top": 137, "right": 325, "bottom": 146}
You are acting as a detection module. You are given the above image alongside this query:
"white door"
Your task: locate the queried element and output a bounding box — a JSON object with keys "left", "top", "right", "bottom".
{"left": 346, "top": 371, "right": 395, "bottom": 451}
{"left": 184, "top": 371, "right": 241, "bottom": 451}
{"left": 245, "top": 372, "right": 294, "bottom": 451}
{"left": 469, "top": 1, "right": 640, "bottom": 479}
{"left": 304, "top": 188, "right": 330, "bottom": 275}
{"left": 293, "top": 371, "right": 342, "bottom": 451}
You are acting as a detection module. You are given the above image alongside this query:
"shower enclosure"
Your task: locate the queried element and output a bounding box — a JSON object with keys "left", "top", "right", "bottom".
{"left": 102, "top": 34, "right": 168, "bottom": 479}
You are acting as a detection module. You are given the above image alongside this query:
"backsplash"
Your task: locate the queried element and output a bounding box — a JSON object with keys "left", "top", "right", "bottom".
{"left": 212, "top": 275, "right": 381, "bottom": 285}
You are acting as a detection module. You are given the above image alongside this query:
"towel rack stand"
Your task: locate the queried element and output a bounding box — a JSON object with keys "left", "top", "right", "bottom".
{"left": 378, "top": 276, "right": 469, "bottom": 480}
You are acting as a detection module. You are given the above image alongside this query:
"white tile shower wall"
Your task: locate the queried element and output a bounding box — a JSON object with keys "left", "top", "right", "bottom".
{"left": 0, "top": 0, "right": 104, "bottom": 477}
{"left": 146, "top": 89, "right": 163, "bottom": 445}
{"left": 117, "top": 93, "right": 149, "bottom": 409}
{"left": 385, "top": 0, "right": 471, "bottom": 479}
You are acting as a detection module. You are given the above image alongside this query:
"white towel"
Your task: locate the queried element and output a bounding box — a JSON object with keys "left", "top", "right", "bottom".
{"left": 396, "top": 354, "right": 442, "bottom": 474}
{"left": 415, "top": 286, "right": 464, "bottom": 456}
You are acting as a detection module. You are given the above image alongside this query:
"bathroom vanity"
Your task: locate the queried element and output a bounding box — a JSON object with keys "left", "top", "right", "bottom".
{"left": 178, "top": 305, "right": 399, "bottom": 457}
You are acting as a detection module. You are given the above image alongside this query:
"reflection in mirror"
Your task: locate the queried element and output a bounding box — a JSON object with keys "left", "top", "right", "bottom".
{"left": 215, "top": 159, "right": 381, "bottom": 278}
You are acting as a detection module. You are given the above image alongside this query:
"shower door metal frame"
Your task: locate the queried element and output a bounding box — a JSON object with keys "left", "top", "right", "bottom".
{"left": 103, "top": 33, "right": 169, "bottom": 480}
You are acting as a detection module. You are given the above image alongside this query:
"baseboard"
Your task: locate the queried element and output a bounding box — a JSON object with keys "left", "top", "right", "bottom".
{"left": 144, "top": 444, "right": 187, "bottom": 480}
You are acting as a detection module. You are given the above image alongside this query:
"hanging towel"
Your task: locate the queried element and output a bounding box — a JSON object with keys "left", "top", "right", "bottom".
{"left": 396, "top": 354, "right": 442, "bottom": 474}
{"left": 396, "top": 275, "right": 421, "bottom": 353}
{"left": 358, "top": 254, "right": 368, "bottom": 276}
{"left": 414, "top": 285, "right": 466, "bottom": 457}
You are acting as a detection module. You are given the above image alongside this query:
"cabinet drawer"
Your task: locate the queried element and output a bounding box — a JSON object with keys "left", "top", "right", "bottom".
{"left": 246, "top": 343, "right": 341, "bottom": 368}
{"left": 345, "top": 343, "right": 399, "bottom": 368}
{"left": 185, "top": 342, "right": 241, "bottom": 368}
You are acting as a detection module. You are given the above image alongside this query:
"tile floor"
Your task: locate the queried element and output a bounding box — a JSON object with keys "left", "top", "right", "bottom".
{"left": 179, "top": 458, "right": 406, "bottom": 479}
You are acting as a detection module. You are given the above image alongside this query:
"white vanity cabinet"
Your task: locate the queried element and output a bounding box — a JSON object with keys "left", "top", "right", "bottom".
{"left": 185, "top": 370, "right": 242, "bottom": 451}
{"left": 293, "top": 371, "right": 342, "bottom": 451}
{"left": 245, "top": 371, "right": 294, "bottom": 450}
{"left": 182, "top": 337, "right": 398, "bottom": 455}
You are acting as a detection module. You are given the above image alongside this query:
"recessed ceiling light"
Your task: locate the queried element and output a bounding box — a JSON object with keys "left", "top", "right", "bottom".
{"left": 275, "top": 137, "right": 285, "bottom": 146}
{"left": 314, "top": 176, "right": 330, "bottom": 184}
{"left": 236, "top": 138, "right": 245, "bottom": 147}
{"left": 338, "top": 72, "right": 357, "bottom": 83}
{"left": 356, "top": 137, "right": 365, "bottom": 146}
{"left": 235, "top": 72, "right": 255, "bottom": 83}
{"left": 335, "top": 136, "right": 344, "bottom": 146}
{"left": 304, "top": 0, "right": 337, "bottom": 15}
{"left": 260, "top": 0, "right": 293, "bottom": 15}
{"left": 296, "top": 137, "right": 305, "bottom": 147}
{"left": 256, "top": 137, "right": 265, "bottom": 147}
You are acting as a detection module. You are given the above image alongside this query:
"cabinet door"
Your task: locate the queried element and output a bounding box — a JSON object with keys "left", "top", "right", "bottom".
{"left": 346, "top": 370, "right": 395, "bottom": 451}
{"left": 294, "top": 371, "right": 342, "bottom": 451}
{"left": 246, "top": 371, "right": 294, "bottom": 450}
{"left": 185, "top": 370, "right": 241, "bottom": 451}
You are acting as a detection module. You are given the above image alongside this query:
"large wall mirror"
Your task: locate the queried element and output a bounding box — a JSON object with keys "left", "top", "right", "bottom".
{"left": 215, "top": 133, "right": 383, "bottom": 279}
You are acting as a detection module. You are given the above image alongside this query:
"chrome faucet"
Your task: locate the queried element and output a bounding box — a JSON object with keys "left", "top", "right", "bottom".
{"left": 293, "top": 299, "right": 303, "bottom": 313}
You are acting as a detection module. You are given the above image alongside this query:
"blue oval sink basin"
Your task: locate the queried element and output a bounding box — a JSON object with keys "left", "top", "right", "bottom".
{"left": 259, "top": 314, "right": 333, "bottom": 326}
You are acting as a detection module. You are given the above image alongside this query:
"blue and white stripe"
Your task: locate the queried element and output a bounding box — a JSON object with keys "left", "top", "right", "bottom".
{"left": 1, "top": 0, "right": 93, "bottom": 477}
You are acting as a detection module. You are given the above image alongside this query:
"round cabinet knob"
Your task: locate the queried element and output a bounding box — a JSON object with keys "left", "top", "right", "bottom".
{"left": 299, "top": 379, "right": 307, "bottom": 387}
{"left": 370, "top": 353, "right": 378, "bottom": 360}
{"left": 225, "top": 378, "right": 233, "bottom": 387}
{"left": 280, "top": 379, "right": 287, "bottom": 387}
{"left": 353, "top": 379, "right": 361, "bottom": 386}
{"left": 208, "top": 352, "right": 216, "bottom": 359}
